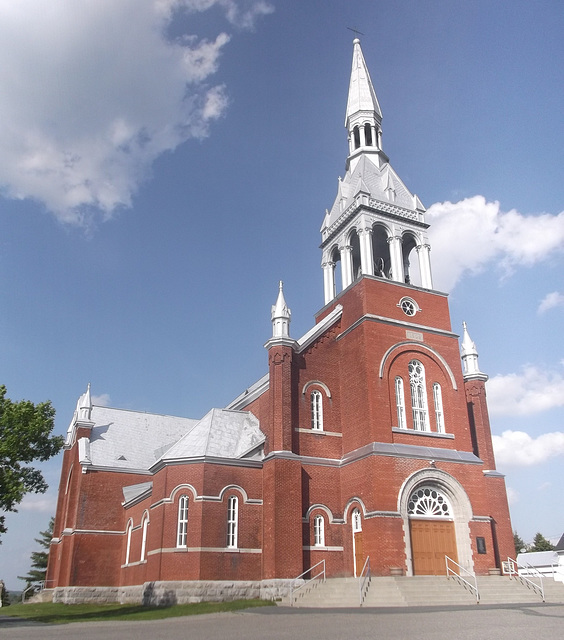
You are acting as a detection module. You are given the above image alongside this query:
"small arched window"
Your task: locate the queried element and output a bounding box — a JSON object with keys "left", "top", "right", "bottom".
{"left": 177, "top": 495, "right": 189, "bottom": 548}
{"left": 395, "top": 377, "right": 406, "bottom": 429}
{"left": 433, "top": 383, "right": 445, "bottom": 433}
{"left": 140, "top": 514, "right": 149, "bottom": 561}
{"left": 353, "top": 125, "right": 361, "bottom": 149}
{"left": 314, "top": 515, "right": 325, "bottom": 547}
{"left": 409, "top": 360, "right": 430, "bottom": 431}
{"left": 227, "top": 495, "right": 238, "bottom": 549}
{"left": 125, "top": 521, "right": 133, "bottom": 565}
{"left": 311, "top": 390, "right": 323, "bottom": 431}
{"left": 364, "top": 123, "right": 373, "bottom": 146}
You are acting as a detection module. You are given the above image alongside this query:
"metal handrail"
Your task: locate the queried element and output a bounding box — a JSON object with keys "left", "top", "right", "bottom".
{"left": 507, "top": 557, "right": 545, "bottom": 601}
{"left": 359, "top": 556, "right": 371, "bottom": 606}
{"left": 445, "top": 555, "right": 480, "bottom": 603}
{"left": 289, "top": 559, "right": 326, "bottom": 606}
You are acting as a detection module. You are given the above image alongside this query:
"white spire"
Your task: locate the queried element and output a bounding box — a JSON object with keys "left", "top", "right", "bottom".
{"left": 271, "top": 281, "right": 291, "bottom": 339}
{"left": 461, "top": 322, "right": 487, "bottom": 380}
{"left": 345, "top": 39, "right": 385, "bottom": 168}
{"left": 346, "top": 39, "right": 382, "bottom": 126}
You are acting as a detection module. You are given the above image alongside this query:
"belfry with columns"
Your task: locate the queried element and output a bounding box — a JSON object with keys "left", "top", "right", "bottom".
{"left": 46, "top": 40, "right": 514, "bottom": 603}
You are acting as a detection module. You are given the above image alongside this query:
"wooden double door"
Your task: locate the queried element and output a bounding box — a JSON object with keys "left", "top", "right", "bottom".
{"left": 410, "top": 519, "right": 457, "bottom": 575}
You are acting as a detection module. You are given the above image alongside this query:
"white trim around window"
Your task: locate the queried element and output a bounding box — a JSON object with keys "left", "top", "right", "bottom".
{"left": 313, "top": 514, "right": 325, "bottom": 547}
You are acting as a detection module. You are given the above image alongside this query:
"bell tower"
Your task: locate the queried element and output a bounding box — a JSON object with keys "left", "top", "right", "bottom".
{"left": 321, "top": 39, "right": 432, "bottom": 305}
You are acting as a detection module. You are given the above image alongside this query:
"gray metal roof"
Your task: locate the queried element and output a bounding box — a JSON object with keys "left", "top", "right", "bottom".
{"left": 87, "top": 405, "right": 199, "bottom": 470}
{"left": 157, "top": 408, "right": 264, "bottom": 464}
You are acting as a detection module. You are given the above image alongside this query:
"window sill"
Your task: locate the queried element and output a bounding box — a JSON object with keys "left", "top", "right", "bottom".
{"left": 392, "top": 427, "right": 454, "bottom": 439}
{"left": 295, "top": 428, "right": 342, "bottom": 437}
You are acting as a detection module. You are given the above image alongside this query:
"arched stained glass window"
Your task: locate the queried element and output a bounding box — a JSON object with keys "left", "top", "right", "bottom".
{"left": 409, "top": 360, "right": 430, "bottom": 431}
{"left": 140, "top": 514, "right": 149, "bottom": 561}
{"left": 314, "top": 515, "right": 325, "bottom": 547}
{"left": 311, "top": 390, "right": 323, "bottom": 431}
{"left": 433, "top": 383, "right": 445, "bottom": 433}
{"left": 408, "top": 486, "right": 451, "bottom": 518}
{"left": 227, "top": 495, "right": 238, "bottom": 549}
{"left": 125, "top": 521, "right": 132, "bottom": 565}
{"left": 395, "top": 376, "right": 406, "bottom": 429}
{"left": 177, "top": 495, "right": 189, "bottom": 548}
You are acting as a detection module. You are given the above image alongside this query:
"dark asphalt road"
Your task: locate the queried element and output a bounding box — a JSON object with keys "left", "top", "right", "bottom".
{"left": 2, "top": 604, "right": 564, "bottom": 640}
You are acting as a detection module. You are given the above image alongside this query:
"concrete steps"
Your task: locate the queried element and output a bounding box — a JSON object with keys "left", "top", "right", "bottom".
{"left": 282, "top": 575, "right": 564, "bottom": 608}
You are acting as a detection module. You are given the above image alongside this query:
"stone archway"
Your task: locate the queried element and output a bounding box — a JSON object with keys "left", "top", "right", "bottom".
{"left": 399, "top": 470, "right": 474, "bottom": 576}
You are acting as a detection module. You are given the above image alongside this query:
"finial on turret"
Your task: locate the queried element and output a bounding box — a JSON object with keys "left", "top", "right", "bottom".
{"left": 271, "top": 281, "right": 291, "bottom": 339}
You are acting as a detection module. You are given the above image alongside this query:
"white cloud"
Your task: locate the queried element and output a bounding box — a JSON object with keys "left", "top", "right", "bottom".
{"left": 487, "top": 365, "right": 564, "bottom": 416}
{"left": 157, "top": 0, "right": 274, "bottom": 29}
{"left": 0, "top": 0, "right": 272, "bottom": 226}
{"left": 92, "top": 393, "right": 111, "bottom": 407}
{"left": 538, "top": 291, "right": 564, "bottom": 314}
{"left": 505, "top": 487, "right": 519, "bottom": 505}
{"left": 493, "top": 430, "right": 564, "bottom": 467}
{"left": 19, "top": 493, "right": 58, "bottom": 513}
{"left": 427, "top": 196, "right": 564, "bottom": 292}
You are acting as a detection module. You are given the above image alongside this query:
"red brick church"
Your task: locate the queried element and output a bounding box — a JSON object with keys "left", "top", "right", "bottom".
{"left": 46, "top": 39, "right": 514, "bottom": 602}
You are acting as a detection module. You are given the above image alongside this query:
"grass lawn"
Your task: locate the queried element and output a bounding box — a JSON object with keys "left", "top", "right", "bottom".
{"left": 0, "top": 599, "right": 274, "bottom": 624}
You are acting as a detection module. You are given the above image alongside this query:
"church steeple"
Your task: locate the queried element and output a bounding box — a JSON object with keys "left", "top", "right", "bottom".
{"left": 320, "top": 40, "right": 432, "bottom": 305}
{"left": 345, "top": 38, "right": 386, "bottom": 171}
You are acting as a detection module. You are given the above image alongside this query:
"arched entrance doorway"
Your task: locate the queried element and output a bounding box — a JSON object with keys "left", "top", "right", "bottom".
{"left": 351, "top": 508, "right": 363, "bottom": 577}
{"left": 399, "top": 470, "right": 474, "bottom": 577}
{"left": 408, "top": 486, "right": 457, "bottom": 575}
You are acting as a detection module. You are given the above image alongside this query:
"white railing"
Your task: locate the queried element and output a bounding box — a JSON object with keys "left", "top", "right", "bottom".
{"left": 445, "top": 555, "right": 480, "bottom": 603}
{"left": 507, "top": 557, "right": 545, "bottom": 601}
{"left": 359, "top": 556, "right": 371, "bottom": 606}
{"left": 289, "top": 559, "right": 326, "bottom": 606}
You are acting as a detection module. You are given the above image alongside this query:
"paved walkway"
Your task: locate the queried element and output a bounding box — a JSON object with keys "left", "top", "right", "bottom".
{"left": 2, "top": 604, "right": 564, "bottom": 640}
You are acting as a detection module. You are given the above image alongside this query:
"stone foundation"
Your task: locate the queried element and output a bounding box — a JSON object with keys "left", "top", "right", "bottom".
{"left": 52, "top": 579, "right": 297, "bottom": 605}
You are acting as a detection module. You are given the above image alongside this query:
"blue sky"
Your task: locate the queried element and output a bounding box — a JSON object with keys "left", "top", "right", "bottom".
{"left": 1, "top": 1, "right": 563, "bottom": 587}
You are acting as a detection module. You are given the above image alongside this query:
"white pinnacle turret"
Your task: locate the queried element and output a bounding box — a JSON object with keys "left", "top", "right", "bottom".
{"left": 461, "top": 322, "right": 488, "bottom": 381}
{"left": 77, "top": 382, "right": 92, "bottom": 421}
{"left": 271, "top": 281, "right": 291, "bottom": 339}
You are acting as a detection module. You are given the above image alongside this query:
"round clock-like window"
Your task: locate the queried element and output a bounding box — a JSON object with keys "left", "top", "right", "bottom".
{"left": 400, "top": 298, "right": 417, "bottom": 316}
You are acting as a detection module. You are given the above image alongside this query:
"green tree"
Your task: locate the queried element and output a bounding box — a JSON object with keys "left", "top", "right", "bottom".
{"left": 18, "top": 517, "right": 54, "bottom": 588}
{"left": 0, "top": 385, "right": 63, "bottom": 540}
{"left": 530, "top": 532, "right": 555, "bottom": 552}
{"left": 514, "top": 531, "right": 528, "bottom": 553}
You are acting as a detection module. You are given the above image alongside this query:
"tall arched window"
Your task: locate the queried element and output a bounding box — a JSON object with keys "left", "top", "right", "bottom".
{"left": 311, "top": 390, "right": 323, "bottom": 431}
{"left": 433, "top": 383, "right": 445, "bottom": 433}
{"left": 409, "top": 360, "right": 429, "bottom": 431}
{"left": 395, "top": 376, "right": 406, "bottom": 429}
{"left": 314, "top": 515, "right": 325, "bottom": 547}
{"left": 177, "top": 495, "right": 189, "bottom": 548}
{"left": 227, "top": 495, "right": 238, "bottom": 549}
{"left": 125, "top": 521, "right": 132, "bottom": 565}
{"left": 140, "top": 514, "right": 149, "bottom": 561}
